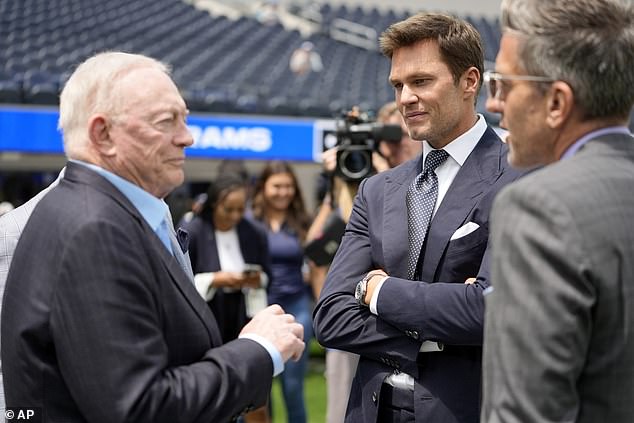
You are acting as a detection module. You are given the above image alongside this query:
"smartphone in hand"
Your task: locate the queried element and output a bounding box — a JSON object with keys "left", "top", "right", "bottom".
{"left": 243, "top": 264, "right": 262, "bottom": 277}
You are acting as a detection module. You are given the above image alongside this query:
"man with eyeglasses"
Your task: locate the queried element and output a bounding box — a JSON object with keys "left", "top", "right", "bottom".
{"left": 481, "top": 0, "right": 634, "bottom": 422}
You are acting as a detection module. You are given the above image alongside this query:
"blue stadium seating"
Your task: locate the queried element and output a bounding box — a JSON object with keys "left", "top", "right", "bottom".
{"left": 0, "top": 0, "right": 505, "bottom": 120}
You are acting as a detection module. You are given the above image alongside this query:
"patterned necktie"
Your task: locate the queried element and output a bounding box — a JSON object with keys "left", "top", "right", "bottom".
{"left": 406, "top": 149, "right": 449, "bottom": 279}
{"left": 164, "top": 213, "right": 195, "bottom": 283}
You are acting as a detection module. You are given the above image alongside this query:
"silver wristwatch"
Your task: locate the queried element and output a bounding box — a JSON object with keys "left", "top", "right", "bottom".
{"left": 355, "top": 274, "right": 371, "bottom": 307}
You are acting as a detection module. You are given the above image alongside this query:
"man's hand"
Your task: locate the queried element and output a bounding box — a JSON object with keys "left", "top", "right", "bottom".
{"left": 321, "top": 147, "right": 338, "bottom": 173}
{"left": 364, "top": 269, "right": 388, "bottom": 305}
{"left": 240, "top": 305, "right": 305, "bottom": 362}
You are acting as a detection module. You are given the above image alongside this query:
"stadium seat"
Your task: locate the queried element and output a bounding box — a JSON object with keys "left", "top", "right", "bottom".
{"left": 0, "top": 0, "right": 501, "bottom": 117}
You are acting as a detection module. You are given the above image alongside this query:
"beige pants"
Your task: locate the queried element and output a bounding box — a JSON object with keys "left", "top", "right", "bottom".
{"left": 325, "top": 350, "right": 359, "bottom": 423}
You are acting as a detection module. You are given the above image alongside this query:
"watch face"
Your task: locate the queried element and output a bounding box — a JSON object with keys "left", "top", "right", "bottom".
{"left": 355, "top": 279, "right": 365, "bottom": 304}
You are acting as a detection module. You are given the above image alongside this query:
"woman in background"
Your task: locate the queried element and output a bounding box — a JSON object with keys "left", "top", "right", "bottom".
{"left": 252, "top": 161, "right": 313, "bottom": 423}
{"left": 181, "top": 174, "right": 271, "bottom": 423}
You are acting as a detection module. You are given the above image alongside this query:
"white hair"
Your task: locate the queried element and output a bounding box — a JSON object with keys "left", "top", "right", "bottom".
{"left": 58, "top": 52, "right": 170, "bottom": 158}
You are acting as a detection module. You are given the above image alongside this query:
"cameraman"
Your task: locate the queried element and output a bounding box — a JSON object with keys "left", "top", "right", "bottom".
{"left": 372, "top": 101, "right": 422, "bottom": 172}
{"left": 307, "top": 102, "right": 419, "bottom": 423}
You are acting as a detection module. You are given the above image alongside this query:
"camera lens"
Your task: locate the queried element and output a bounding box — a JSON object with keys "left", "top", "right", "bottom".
{"left": 339, "top": 149, "right": 371, "bottom": 180}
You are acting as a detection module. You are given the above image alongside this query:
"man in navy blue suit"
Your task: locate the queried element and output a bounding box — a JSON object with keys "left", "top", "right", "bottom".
{"left": 313, "top": 12, "right": 522, "bottom": 423}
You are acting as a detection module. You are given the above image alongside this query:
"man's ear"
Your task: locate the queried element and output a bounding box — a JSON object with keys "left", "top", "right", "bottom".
{"left": 546, "top": 81, "right": 574, "bottom": 129}
{"left": 462, "top": 66, "right": 481, "bottom": 98}
{"left": 88, "top": 115, "right": 116, "bottom": 156}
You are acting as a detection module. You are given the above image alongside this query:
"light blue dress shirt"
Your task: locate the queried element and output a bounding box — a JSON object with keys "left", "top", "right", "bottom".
{"left": 70, "top": 160, "right": 284, "bottom": 376}
{"left": 561, "top": 126, "right": 631, "bottom": 159}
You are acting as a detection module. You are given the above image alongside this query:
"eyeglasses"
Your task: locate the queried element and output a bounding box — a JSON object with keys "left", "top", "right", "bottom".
{"left": 483, "top": 70, "right": 555, "bottom": 100}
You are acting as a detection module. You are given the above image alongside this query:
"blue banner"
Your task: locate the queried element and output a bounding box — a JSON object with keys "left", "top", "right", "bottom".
{"left": 0, "top": 107, "right": 326, "bottom": 162}
{"left": 0, "top": 106, "right": 64, "bottom": 154}
{"left": 186, "top": 115, "right": 317, "bottom": 161}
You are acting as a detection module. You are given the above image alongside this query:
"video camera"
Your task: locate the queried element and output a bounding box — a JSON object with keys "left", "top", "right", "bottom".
{"left": 333, "top": 107, "right": 402, "bottom": 181}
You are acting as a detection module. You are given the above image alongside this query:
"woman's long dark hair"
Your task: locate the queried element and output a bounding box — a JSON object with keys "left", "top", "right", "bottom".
{"left": 251, "top": 161, "right": 310, "bottom": 240}
{"left": 199, "top": 174, "right": 247, "bottom": 226}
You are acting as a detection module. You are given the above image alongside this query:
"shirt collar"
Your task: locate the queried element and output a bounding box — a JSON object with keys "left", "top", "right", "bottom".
{"left": 422, "top": 114, "right": 487, "bottom": 166}
{"left": 561, "top": 126, "right": 631, "bottom": 160}
{"left": 70, "top": 160, "right": 169, "bottom": 231}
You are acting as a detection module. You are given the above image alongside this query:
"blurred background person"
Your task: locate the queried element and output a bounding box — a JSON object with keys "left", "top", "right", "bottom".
{"left": 254, "top": 0, "right": 280, "bottom": 26}
{"left": 217, "top": 159, "right": 251, "bottom": 186}
{"left": 289, "top": 41, "right": 324, "bottom": 76}
{"left": 180, "top": 159, "right": 251, "bottom": 225}
{"left": 179, "top": 192, "right": 208, "bottom": 224}
{"left": 216, "top": 159, "right": 254, "bottom": 210}
{"left": 252, "top": 161, "right": 313, "bottom": 423}
{"left": 373, "top": 100, "right": 422, "bottom": 172}
{"left": 181, "top": 174, "right": 272, "bottom": 423}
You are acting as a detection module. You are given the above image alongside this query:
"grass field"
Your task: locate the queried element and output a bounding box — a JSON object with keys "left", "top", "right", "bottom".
{"left": 270, "top": 341, "right": 327, "bottom": 423}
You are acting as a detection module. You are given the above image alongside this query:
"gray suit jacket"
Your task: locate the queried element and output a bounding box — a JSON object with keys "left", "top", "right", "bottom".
{"left": 0, "top": 170, "right": 63, "bottom": 414}
{"left": 1, "top": 162, "right": 272, "bottom": 422}
{"left": 482, "top": 133, "right": 634, "bottom": 422}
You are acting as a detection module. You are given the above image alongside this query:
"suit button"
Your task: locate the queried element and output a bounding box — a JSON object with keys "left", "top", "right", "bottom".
{"left": 372, "top": 391, "right": 378, "bottom": 404}
{"left": 406, "top": 330, "right": 419, "bottom": 339}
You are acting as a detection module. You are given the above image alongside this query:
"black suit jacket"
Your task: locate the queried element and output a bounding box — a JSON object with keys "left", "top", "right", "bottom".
{"left": 1, "top": 162, "right": 272, "bottom": 423}
{"left": 313, "top": 127, "right": 523, "bottom": 423}
{"left": 181, "top": 216, "right": 272, "bottom": 342}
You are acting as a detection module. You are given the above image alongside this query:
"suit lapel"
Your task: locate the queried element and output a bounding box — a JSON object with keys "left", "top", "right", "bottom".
{"left": 421, "top": 128, "right": 505, "bottom": 282}
{"left": 383, "top": 158, "right": 420, "bottom": 278}
{"left": 150, "top": 222, "right": 223, "bottom": 346}
{"left": 65, "top": 162, "right": 223, "bottom": 346}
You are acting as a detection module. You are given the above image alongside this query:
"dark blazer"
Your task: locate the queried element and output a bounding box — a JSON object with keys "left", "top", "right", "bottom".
{"left": 1, "top": 162, "right": 272, "bottom": 423}
{"left": 313, "top": 127, "right": 523, "bottom": 423}
{"left": 482, "top": 133, "right": 634, "bottom": 422}
{"left": 181, "top": 215, "right": 272, "bottom": 343}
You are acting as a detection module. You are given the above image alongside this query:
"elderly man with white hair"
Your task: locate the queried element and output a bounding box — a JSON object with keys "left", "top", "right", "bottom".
{"left": 1, "top": 52, "right": 305, "bottom": 423}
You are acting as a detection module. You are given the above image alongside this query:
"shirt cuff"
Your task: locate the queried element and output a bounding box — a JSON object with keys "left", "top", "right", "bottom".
{"left": 369, "top": 276, "right": 389, "bottom": 315}
{"left": 260, "top": 272, "right": 269, "bottom": 288}
{"left": 194, "top": 272, "right": 216, "bottom": 301}
{"left": 239, "top": 333, "right": 284, "bottom": 376}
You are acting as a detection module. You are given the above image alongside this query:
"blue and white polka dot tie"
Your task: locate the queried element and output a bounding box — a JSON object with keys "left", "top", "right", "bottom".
{"left": 406, "top": 149, "right": 449, "bottom": 279}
